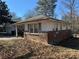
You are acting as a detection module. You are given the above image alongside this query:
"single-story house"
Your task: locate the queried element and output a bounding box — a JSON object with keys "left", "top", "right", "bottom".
{"left": 9, "top": 15, "right": 72, "bottom": 44}
{"left": 10, "top": 15, "right": 70, "bottom": 36}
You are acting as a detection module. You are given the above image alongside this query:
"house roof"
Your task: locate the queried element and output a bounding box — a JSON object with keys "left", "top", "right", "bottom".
{"left": 25, "top": 15, "right": 49, "bottom": 21}
{"left": 12, "top": 15, "right": 68, "bottom": 25}
{"left": 24, "top": 15, "right": 63, "bottom": 22}
{"left": 18, "top": 15, "right": 49, "bottom": 23}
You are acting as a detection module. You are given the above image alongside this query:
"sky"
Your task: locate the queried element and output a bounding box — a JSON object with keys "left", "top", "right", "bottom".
{"left": 2, "top": 0, "right": 61, "bottom": 19}
{"left": 3, "top": 0, "right": 37, "bottom": 17}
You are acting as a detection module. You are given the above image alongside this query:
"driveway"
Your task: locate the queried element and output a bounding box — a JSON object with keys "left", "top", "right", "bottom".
{"left": 0, "top": 37, "right": 24, "bottom": 40}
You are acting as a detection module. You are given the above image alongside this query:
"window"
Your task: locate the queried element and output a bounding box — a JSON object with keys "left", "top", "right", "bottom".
{"left": 39, "top": 23, "right": 41, "bottom": 32}
{"left": 34, "top": 24, "right": 38, "bottom": 33}
{"left": 28, "top": 23, "right": 41, "bottom": 33}
{"left": 28, "top": 24, "right": 29, "bottom": 32}
{"left": 28, "top": 24, "right": 33, "bottom": 33}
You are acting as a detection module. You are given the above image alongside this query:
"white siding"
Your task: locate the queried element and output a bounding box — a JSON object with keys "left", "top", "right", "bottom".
{"left": 25, "top": 24, "right": 28, "bottom": 31}
{"left": 24, "top": 21, "right": 55, "bottom": 32}
{"left": 41, "top": 21, "right": 56, "bottom": 31}
{"left": 11, "top": 25, "right": 16, "bottom": 31}
{"left": 6, "top": 23, "right": 15, "bottom": 34}
{"left": 62, "top": 25, "right": 66, "bottom": 30}
{"left": 24, "top": 20, "right": 69, "bottom": 32}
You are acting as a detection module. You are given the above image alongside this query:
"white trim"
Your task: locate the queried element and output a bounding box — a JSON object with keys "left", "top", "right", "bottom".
{"left": 16, "top": 25, "right": 18, "bottom": 37}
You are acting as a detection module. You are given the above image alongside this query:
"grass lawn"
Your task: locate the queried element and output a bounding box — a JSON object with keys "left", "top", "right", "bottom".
{"left": 0, "top": 39, "right": 79, "bottom": 59}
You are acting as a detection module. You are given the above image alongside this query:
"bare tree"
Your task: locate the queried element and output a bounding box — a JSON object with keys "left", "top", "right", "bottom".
{"left": 23, "top": 10, "right": 37, "bottom": 19}
{"left": 10, "top": 12, "right": 22, "bottom": 21}
{"left": 61, "top": 0, "right": 79, "bottom": 32}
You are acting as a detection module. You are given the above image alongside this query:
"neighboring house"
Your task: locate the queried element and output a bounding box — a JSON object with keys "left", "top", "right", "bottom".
{"left": 63, "top": 15, "right": 79, "bottom": 33}
{"left": 0, "top": 24, "right": 5, "bottom": 32}
{"left": 0, "top": 23, "right": 14, "bottom": 35}
{"left": 0, "top": 20, "right": 19, "bottom": 36}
